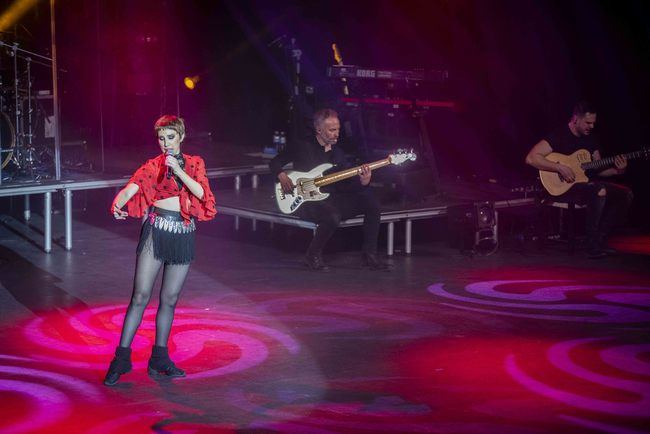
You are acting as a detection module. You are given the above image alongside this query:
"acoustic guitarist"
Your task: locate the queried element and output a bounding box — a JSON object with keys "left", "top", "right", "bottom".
{"left": 270, "top": 108, "right": 390, "bottom": 271}
{"left": 525, "top": 101, "right": 633, "bottom": 258}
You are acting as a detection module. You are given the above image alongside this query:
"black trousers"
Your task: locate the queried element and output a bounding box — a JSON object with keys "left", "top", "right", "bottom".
{"left": 298, "top": 190, "right": 381, "bottom": 255}
{"left": 557, "top": 180, "right": 633, "bottom": 247}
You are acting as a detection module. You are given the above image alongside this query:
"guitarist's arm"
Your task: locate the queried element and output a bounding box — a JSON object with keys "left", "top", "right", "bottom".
{"left": 269, "top": 145, "right": 296, "bottom": 193}
{"left": 277, "top": 172, "right": 295, "bottom": 193}
{"left": 525, "top": 139, "right": 576, "bottom": 182}
{"left": 594, "top": 150, "right": 628, "bottom": 177}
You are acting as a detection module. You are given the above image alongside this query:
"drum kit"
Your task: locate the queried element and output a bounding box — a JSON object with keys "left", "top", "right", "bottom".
{"left": 0, "top": 36, "right": 54, "bottom": 183}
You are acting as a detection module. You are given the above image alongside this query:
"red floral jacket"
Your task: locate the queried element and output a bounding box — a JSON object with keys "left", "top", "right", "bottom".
{"left": 114, "top": 153, "right": 216, "bottom": 223}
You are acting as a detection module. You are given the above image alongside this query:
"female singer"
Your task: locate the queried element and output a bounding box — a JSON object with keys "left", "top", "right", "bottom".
{"left": 104, "top": 115, "right": 216, "bottom": 385}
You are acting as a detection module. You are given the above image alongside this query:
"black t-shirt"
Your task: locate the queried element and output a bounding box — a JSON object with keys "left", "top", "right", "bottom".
{"left": 269, "top": 136, "right": 360, "bottom": 193}
{"left": 543, "top": 126, "right": 599, "bottom": 156}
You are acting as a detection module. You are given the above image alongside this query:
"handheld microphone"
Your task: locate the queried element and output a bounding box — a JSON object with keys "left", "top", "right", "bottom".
{"left": 166, "top": 149, "right": 173, "bottom": 179}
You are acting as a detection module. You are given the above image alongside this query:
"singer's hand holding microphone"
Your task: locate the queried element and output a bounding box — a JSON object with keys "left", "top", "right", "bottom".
{"left": 165, "top": 149, "right": 181, "bottom": 179}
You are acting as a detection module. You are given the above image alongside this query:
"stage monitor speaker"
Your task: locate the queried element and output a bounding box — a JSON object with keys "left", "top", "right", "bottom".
{"left": 447, "top": 201, "right": 498, "bottom": 255}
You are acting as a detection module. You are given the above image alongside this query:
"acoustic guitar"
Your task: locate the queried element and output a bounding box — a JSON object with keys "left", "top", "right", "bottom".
{"left": 539, "top": 148, "right": 649, "bottom": 196}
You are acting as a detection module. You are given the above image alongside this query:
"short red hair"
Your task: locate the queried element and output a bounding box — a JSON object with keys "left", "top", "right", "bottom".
{"left": 154, "top": 115, "right": 185, "bottom": 137}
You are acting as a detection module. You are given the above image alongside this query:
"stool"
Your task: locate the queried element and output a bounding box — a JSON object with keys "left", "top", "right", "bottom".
{"left": 537, "top": 196, "right": 586, "bottom": 255}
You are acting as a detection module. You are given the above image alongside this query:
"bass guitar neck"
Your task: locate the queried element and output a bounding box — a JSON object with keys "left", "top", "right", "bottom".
{"left": 314, "top": 158, "right": 392, "bottom": 187}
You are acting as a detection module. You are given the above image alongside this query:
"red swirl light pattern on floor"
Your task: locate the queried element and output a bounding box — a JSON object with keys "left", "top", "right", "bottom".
{"left": 428, "top": 280, "right": 650, "bottom": 323}
{"left": 506, "top": 337, "right": 650, "bottom": 432}
{"left": 0, "top": 354, "right": 103, "bottom": 433}
{"left": 21, "top": 305, "right": 300, "bottom": 379}
{"left": 4, "top": 286, "right": 646, "bottom": 432}
{"left": 506, "top": 338, "right": 650, "bottom": 416}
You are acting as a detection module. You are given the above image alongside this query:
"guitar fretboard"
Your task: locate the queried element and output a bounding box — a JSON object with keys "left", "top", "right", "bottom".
{"left": 314, "top": 158, "right": 392, "bottom": 187}
{"left": 582, "top": 149, "right": 648, "bottom": 171}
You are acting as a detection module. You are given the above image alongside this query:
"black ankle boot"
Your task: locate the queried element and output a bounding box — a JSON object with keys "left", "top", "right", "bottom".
{"left": 305, "top": 252, "right": 330, "bottom": 271}
{"left": 362, "top": 252, "right": 391, "bottom": 271}
{"left": 148, "top": 345, "right": 186, "bottom": 378}
{"left": 104, "top": 346, "right": 132, "bottom": 386}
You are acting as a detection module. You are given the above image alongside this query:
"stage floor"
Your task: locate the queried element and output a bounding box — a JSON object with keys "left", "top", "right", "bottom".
{"left": 0, "top": 204, "right": 649, "bottom": 433}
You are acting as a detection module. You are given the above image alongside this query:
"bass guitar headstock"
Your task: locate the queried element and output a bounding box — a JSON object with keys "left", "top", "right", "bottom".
{"left": 389, "top": 149, "right": 417, "bottom": 165}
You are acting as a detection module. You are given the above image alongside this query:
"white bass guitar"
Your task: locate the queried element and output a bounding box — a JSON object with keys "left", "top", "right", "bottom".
{"left": 275, "top": 149, "right": 417, "bottom": 214}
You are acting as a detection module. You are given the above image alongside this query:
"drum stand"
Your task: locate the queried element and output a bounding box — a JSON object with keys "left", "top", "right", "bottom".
{"left": 0, "top": 41, "right": 55, "bottom": 185}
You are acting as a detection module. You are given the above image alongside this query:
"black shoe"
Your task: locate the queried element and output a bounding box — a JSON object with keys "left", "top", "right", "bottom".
{"left": 104, "top": 346, "right": 132, "bottom": 386}
{"left": 148, "top": 364, "right": 185, "bottom": 378}
{"left": 362, "top": 253, "right": 392, "bottom": 271}
{"left": 148, "top": 345, "right": 186, "bottom": 378}
{"left": 305, "top": 253, "right": 330, "bottom": 271}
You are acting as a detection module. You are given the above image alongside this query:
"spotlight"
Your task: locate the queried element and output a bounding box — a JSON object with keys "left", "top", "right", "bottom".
{"left": 183, "top": 75, "right": 200, "bottom": 90}
{"left": 0, "top": 0, "right": 39, "bottom": 32}
{"left": 447, "top": 201, "right": 498, "bottom": 256}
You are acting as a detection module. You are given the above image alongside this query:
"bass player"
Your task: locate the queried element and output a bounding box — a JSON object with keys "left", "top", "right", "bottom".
{"left": 270, "top": 108, "right": 390, "bottom": 271}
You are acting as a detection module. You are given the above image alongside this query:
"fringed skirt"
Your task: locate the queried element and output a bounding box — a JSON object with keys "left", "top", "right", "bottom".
{"left": 136, "top": 207, "right": 196, "bottom": 265}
